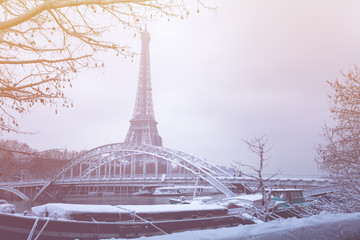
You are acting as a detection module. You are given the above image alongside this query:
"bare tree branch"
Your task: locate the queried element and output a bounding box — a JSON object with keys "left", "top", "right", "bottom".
{"left": 0, "top": 0, "right": 212, "bottom": 133}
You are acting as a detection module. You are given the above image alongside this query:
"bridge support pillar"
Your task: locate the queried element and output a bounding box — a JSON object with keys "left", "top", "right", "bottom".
{"left": 104, "top": 163, "right": 107, "bottom": 179}
{"left": 131, "top": 155, "right": 135, "bottom": 179}
{"left": 123, "top": 161, "right": 126, "bottom": 178}
{"left": 89, "top": 160, "right": 92, "bottom": 179}
{"left": 113, "top": 160, "right": 116, "bottom": 179}
{"left": 108, "top": 162, "right": 110, "bottom": 179}
{"left": 166, "top": 160, "right": 171, "bottom": 177}
{"left": 119, "top": 160, "right": 122, "bottom": 179}
{"left": 143, "top": 155, "right": 146, "bottom": 179}
{"left": 155, "top": 157, "right": 158, "bottom": 179}
{"left": 79, "top": 163, "right": 82, "bottom": 179}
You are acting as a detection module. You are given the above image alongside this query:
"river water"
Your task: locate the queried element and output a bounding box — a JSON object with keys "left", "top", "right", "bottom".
{"left": 13, "top": 194, "right": 226, "bottom": 213}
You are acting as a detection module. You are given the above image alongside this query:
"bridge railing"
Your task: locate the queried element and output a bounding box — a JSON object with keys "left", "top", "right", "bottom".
{"left": 1, "top": 174, "right": 333, "bottom": 189}
{"left": 0, "top": 180, "right": 48, "bottom": 187}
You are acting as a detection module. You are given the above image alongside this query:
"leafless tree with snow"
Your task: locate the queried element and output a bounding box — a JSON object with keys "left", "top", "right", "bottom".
{"left": 233, "top": 135, "right": 279, "bottom": 221}
{"left": 317, "top": 66, "right": 360, "bottom": 212}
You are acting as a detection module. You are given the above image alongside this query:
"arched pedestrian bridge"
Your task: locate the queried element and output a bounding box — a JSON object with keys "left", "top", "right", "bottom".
{"left": 32, "top": 143, "right": 235, "bottom": 201}
{"left": 0, "top": 143, "right": 333, "bottom": 201}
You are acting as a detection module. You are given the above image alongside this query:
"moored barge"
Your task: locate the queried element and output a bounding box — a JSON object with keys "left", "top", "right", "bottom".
{"left": 0, "top": 201, "right": 254, "bottom": 239}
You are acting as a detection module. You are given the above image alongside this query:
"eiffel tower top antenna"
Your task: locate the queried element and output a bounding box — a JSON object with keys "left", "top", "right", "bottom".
{"left": 124, "top": 27, "right": 163, "bottom": 146}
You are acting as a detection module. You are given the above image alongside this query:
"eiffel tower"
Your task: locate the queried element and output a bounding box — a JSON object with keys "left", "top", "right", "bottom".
{"left": 125, "top": 27, "right": 163, "bottom": 146}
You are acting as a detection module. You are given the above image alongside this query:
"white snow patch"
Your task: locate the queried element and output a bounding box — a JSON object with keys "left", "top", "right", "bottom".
{"left": 227, "top": 194, "right": 263, "bottom": 202}
{"left": 118, "top": 203, "right": 226, "bottom": 213}
{"left": 31, "top": 202, "right": 227, "bottom": 219}
{"left": 106, "top": 212, "right": 360, "bottom": 240}
{"left": 31, "top": 203, "right": 127, "bottom": 219}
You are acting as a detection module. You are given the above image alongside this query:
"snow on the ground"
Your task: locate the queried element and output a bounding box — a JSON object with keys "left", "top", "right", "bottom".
{"left": 108, "top": 212, "right": 360, "bottom": 240}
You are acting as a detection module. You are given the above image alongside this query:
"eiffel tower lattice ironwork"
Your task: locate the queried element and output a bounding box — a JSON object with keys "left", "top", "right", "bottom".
{"left": 125, "top": 28, "right": 163, "bottom": 146}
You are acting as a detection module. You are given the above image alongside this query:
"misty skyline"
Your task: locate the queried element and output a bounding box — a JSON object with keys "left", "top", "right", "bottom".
{"left": 4, "top": 0, "right": 360, "bottom": 174}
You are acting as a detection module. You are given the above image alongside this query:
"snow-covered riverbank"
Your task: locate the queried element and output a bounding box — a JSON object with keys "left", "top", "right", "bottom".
{"left": 109, "top": 212, "right": 360, "bottom": 240}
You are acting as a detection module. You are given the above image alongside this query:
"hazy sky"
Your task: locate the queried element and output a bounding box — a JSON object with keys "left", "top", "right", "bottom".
{"left": 5, "top": 0, "right": 360, "bottom": 174}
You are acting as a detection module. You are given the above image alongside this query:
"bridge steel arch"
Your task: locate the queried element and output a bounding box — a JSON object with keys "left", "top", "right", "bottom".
{"left": 0, "top": 186, "right": 30, "bottom": 201}
{"left": 33, "top": 143, "right": 235, "bottom": 201}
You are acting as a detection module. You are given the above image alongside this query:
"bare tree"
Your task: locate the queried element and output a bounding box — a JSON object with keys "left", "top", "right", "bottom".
{"left": 0, "top": 139, "right": 84, "bottom": 180}
{"left": 317, "top": 66, "right": 360, "bottom": 207}
{"left": 233, "top": 135, "right": 279, "bottom": 221}
{"left": 0, "top": 139, "right": 33, "bottom": 157}
{"left": 0, "top": 139, "right": 33, "bottom": 180}
{"left": 0, "top": 0, "right": 210, "bottom": 133}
